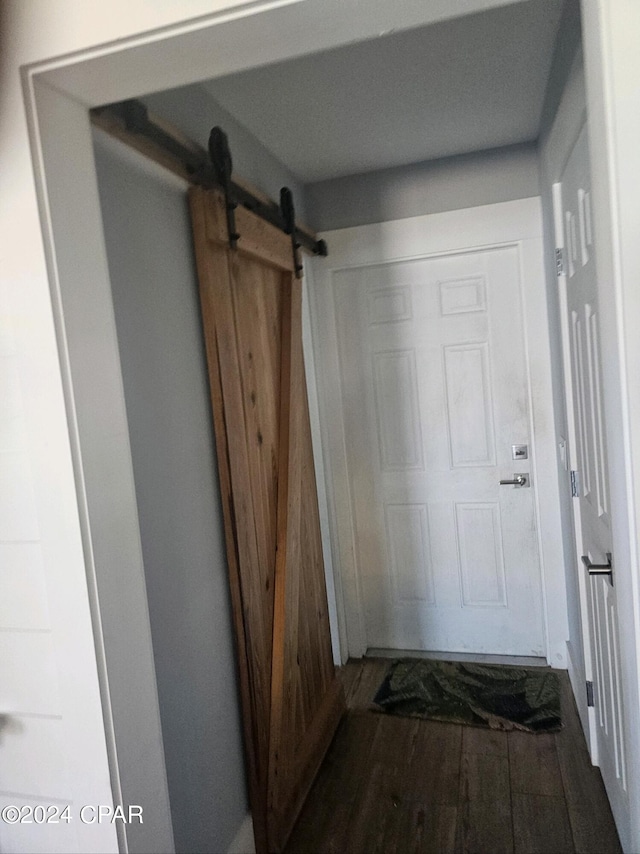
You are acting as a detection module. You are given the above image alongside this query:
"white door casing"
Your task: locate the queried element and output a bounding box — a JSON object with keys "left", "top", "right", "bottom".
{"left": 310, "top": 198, "right": 569, "bottom": 665}
{"left": 561, "top": 123, "right": 629, "bottom": 833}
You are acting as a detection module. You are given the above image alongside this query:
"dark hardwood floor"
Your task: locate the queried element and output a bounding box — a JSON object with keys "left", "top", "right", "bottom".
{"left": 284, "top": 658, "right": 622, "bottom": 854}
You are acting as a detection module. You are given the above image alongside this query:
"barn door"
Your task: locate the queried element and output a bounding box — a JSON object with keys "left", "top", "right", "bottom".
{"left": 189, "top": 187, "right": 344, "bottom": 853}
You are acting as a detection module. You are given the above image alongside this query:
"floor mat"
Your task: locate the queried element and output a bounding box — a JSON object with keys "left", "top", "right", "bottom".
{"left": 372, "top": 658, "right": 562, "bottom": 732}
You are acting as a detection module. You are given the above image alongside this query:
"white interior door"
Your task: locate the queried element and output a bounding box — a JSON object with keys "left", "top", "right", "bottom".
{"left": 332, "top": 236, "right": 545, "bottom": 657}
{"left": 561, "top": 124, "right": 629, "bottom": 829}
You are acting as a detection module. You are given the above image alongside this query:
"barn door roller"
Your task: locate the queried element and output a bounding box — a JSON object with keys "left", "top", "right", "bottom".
{"left": 280, "top": 187, "right": 303, "bottom": 278}
{"left": 209, "top": 127, "right": 239, "bottom": 249}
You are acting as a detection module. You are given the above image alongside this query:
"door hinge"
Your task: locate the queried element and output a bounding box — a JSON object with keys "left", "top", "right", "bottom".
{"left": 556, "top": 247, "right": 565, "bottom": 277}
{"left": 570, "top": 470, "right": 580, "bottom": 498}
{"left": 586, "top": 680, "right": 595, "bottom": 707}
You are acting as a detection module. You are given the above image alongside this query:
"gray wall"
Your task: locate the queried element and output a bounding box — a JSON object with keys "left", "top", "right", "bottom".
{"left": 305, "top": 142, "right": 540, "bottom": 231}
{"left": 93, "top": 130, "right": 248, "bottom": 854}
{"left": 538, "top": 44, "right": 587, "bottom": 691}
{"left": 144, "top": 83, "right": 309, "bottom": 223}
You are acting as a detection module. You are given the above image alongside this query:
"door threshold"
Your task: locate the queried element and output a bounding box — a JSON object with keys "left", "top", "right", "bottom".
{"left": 366, "top": 648, "right": 549, "bottom": 668}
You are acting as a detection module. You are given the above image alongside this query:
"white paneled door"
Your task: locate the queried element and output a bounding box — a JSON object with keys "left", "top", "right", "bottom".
{"left": 561, "top": 125, "right": 628, "bottom": 830}
{"left": 332, "top": 238, "right": 545, "bottom": 656}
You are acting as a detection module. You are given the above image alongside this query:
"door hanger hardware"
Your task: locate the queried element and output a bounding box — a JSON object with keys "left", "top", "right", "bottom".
{"left": 280, "top": 187, "right": 304, "bottom": 279}
{"left": 209, "top": 126, "right": 240, "bottom": 249}
{"left": 499, "top": 473, "right": 530, "bottom": 488}
{"left": 582, "top": 552, "right": 613, "bottom": 585}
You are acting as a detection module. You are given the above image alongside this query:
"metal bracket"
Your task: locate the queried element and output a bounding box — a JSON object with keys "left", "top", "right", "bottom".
{"left": 586, "top": 680, "right": 594, "bottom": 707}
{"left": 209, "top": 127, "right": 239, "bottom": 249}
{"left": 582, "top": 552, "right": 613, "bottom": 586}
{"left": 280, "top": 187, "right": 304, "bottom": 279}
{"left": 570, "top": 470, "right": 580, "bottom": 498}
{"left": 556, "top": 247, "right": 565, "bottom": 277}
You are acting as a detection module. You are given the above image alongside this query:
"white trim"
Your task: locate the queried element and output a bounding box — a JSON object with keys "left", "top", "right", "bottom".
{"left": 310, "top": 198, "right": 569, "bottom": 666}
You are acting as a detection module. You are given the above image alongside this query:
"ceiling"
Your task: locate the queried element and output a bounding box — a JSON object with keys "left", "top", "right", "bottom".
{"left": 202, "top": 0, "right": 564, "bottom": 184}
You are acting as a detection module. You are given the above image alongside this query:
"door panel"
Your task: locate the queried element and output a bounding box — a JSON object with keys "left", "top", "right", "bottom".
{"left": 334, "top": 245, "right": 545, "bottom": 655}
{"left": 189, "top": 187, "right": 344, "bottom": 853}
{"left": 562, "top": 124, "right": 628, "bottom": 830}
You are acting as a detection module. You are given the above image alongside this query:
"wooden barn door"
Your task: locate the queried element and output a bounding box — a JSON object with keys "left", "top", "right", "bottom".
{"left": 189, "top": 187, "right": 344, "bottom": 853}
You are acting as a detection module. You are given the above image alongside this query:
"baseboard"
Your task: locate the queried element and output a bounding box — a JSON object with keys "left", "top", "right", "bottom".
{"left": 366, "top": 648, "right": 549, "bottom": 668}
{"left": 227, "top": 813, "right": 255, "bottom": 854}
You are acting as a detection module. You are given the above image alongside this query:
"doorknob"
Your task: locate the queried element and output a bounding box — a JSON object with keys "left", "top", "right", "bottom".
{"left": 499, "top": 473, "right": 529, "bottom": 487}
{"left": 582, "top": 553, "right": 613, "bottom": 585}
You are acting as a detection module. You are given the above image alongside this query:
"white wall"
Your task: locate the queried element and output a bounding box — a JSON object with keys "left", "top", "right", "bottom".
{"left": 93, "top": 131, "right": 249, "bottom": 854}
{"left": 306, "top": 142, "right": 539, "bottom": 231}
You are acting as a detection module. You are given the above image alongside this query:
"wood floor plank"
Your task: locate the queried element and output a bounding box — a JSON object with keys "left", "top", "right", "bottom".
{"left": 566, "top": 803, "right": 623, "bottom": 854}
{"left": 285, "top": 711, "right": 379, "bottom": 854}
{"left": 462, "top": 724, "right": 508, "bottom": 757}
{"left": 345, "top": 763, "right": 458, "bottom": 854}
{"left": 370, "top": 712, "right": 420, "bottom": 767}
{"left": 555, "top": 674, "right": 622, "bottom": 852}
{"left": 383, "top": 802, "right": 458, "bottom": 854}
{"left": 458, "top": 751, "right": 513, "bottom": 854}
{"left": 512, "top": 793, "right": 574, "bottom": 854}
{"left": 403, "top": 721, "right": 462, "bottom": 805}
{"left": 347, "top": 657, "right": 390, "bottom": 708}
{"left": 343, "top": 762, "right": 401, "bottom": 854}
{"left": 508, "top": 731, "right": 564, "bottom": 796}
{"left": 339, "top": 659, "right": 365, "bottom": 706}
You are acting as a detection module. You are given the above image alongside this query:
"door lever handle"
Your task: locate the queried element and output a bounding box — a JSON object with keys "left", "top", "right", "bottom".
{"left": 499, "top": 473, "right": 529, "bottom": 487}
{"left": 582, "top": 553, "right": 613, "bottom": 584}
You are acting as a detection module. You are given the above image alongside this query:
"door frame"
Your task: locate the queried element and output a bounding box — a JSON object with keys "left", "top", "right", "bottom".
{"left": 26, "top": 7, "right": 521, "bottom": 850}
{"left": 309, "top": 197, "right": 569, "bottom": 665}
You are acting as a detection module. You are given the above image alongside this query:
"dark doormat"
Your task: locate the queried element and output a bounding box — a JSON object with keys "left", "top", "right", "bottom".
{"left": 373, "top": 658, "right": 562, "bottom": 732}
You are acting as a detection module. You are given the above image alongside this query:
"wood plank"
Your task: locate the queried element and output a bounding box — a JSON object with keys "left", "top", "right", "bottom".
{"left": 370, "top": 713, "right": 420, "bottom": 767}
{"left": 512, "top": 793, "right": 574, "bottom": 854}
{"left": 346, "top": 764, "right": 458, "bottom": 854}
{"left": 91, "top": 106, "right": 196, "bottom": 184}
{"left": 508, "top": 731, "right": 564, "bottom": 796}
{"left": 338, "top": 659, "right": 365, "bottom": 702}
{"left": 385, "top": 803, "right": 458, "bottom": 854}
{"left": 348, "top": 657, "right": 390, "bottom": 708}
{"left": 271, "top": 677, "right": 345, "bottom": 850}
{"left": 462, "top": 724, "right": 508, "bottom": 757}
{"left": 458, "top": 751, "right": 514, "bottom": 854}
{"left": 555, "top": 675, "right": 622, "bottom": 853}
{"left": 203, "top": 188, "right": 293, "bottom": 271}
{"left": 268, "top": 264, "right": 344, "bottom": 850}
{"left": 189, "top": 187, "right": 268, "bottom": 853}
{"left": 285, "top": 711, "right": 379, "bottom": 854}
{"left": 403, "top": 721, "right": 462, "bottom": 806}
